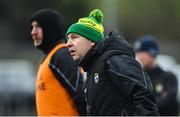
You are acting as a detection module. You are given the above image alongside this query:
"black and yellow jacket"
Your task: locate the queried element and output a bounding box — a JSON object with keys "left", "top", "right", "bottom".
{"left": 147, "top": 66, "right": 179, "bottom": 115}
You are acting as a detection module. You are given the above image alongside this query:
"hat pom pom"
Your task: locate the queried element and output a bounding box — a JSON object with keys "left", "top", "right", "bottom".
{"left": 89, "top": 9, "right": 103, "bottom": 23}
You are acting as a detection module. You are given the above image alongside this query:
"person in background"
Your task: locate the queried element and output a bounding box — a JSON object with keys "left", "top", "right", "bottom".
{"left": 134, "top": 35, "right": 179, "bottom": 116}
{"left": 66, "top": 9, "right": 159, "bottom": 116}
{"left": 30, "top": 9, "right": 86, "bottom": 116}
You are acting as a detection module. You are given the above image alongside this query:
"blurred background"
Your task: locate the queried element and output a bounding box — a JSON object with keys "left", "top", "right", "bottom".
{"left": 0, "top": 0, "right": 179, "bottom": 115}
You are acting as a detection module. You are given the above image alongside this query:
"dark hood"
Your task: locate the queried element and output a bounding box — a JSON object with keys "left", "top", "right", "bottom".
{"left": 30, "top": 9, "right": 65, "bottom": 54}
{"left": 81, "top": 31, "right": 135, "bottom": 70}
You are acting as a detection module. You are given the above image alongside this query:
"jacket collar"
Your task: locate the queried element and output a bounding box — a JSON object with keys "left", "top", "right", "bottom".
{"left": 80, "top": 31, "right": 135, "bottom": 71}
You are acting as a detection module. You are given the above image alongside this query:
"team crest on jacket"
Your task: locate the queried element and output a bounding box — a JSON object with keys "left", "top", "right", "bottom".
{"left": 94, "top": 73, "right": 99, "bottom": 83}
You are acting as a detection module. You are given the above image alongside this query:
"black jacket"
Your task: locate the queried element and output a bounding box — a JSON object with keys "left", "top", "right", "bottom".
{"left": 147, "top": 66, "right": 179, "bottom": 115}
{"left": 81, "top": 31, "right": 159, "bottom": 116}
{"left": 49, "top": 47, "right": 87, "bottom": 115}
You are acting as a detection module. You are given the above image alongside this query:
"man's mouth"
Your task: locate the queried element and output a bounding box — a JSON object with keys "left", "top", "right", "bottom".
{"left": 70, "top": 50, "right": 76, "bottom": 56}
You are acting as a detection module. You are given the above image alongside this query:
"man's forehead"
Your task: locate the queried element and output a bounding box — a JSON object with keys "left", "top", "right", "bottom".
{"left": 71, "top": 33, "right": 79, "bottom": 36}
{"left": 68, "top": 33, "right": 80, "bottom": 37}
{"left": 31, "top": 21, "right": 39, "bottom": 26}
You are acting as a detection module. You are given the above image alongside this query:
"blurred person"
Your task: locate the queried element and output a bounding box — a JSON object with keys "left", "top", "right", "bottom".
{"left": 30, "top": 9, "right": 86, "bottom": 116}
{"left": 66, "top": 9, "right": 159, "bottom": 116}
{"left": 134, "top": 35, "right": 179, "bottom": 115}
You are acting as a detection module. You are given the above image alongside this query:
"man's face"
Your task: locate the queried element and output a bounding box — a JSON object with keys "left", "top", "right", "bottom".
{"left": 31, "top": 21, "right": 43, "bottom": 47}
{"left": 66, "top": 33, "right": 95, "bottom": 63}
{"left": 136, "top": 51, "right": 156, "bottom": 69}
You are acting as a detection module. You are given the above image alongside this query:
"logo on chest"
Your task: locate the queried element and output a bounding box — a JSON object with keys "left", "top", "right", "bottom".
{"left": 36, "top": 74, "right": 47, "bottom": 91}
{"left": 155, "top": 83, "right": 164, "bottom": 93}
{"left": 94, "top": 73, "right": 99, "bottom": 83}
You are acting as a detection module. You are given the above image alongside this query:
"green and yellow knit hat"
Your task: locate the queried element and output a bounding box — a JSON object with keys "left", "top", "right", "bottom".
{"left": 66, "top": 9, "right": 104, "bottom": 43}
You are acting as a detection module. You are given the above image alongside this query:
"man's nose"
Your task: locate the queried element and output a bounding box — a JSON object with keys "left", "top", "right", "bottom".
{"left": 31, "top": 27, "right": 36, "bottom": 35}
{"left": 66, "top": 39, "right": 72, "bottom": 47}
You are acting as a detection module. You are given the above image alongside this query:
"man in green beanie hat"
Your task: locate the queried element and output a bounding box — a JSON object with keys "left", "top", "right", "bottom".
{"left": 66, "top": 9, "right": 159, "bottom": 116}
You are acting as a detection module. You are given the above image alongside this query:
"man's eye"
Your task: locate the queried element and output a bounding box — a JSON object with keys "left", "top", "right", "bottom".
{"left": 72, "top": 35, "right": 76, "bottom": 37}
{"left": 72, "top": 35, "right": 78, "bottom": 39}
